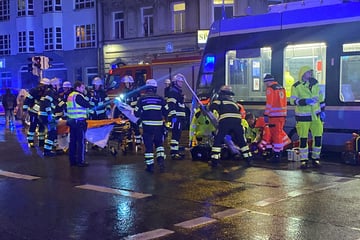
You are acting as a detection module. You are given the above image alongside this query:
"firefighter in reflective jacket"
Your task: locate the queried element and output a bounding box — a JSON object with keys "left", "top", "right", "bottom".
{"left": 134, "top": 79, "right": 168, "bottom": 173}
{"left": 290, "top": 66, "right": 325, "bottom": 169}
{"left": 263, "top": 74, "right": 290, "bottom": 162}
{"left": 167, "top": 73, "right": 187, "bottom": 160}
{"left": 66, "top": 81, "right": 92, "bottom": 167}
{"left": 209, "top": 85, "right": 253, "bottom": 167}
{"left": 38, "top": 79, "right": 59, "bottom": 157}
{"left": 23, "top": 78, "right": 50, "bottom": 148}
{"left": 89, "top": 77, "right": 110, "bottom": 120}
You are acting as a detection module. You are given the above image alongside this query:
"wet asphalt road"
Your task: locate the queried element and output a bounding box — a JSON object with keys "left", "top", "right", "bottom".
{"left": 1, "top": 119, "right": 360, "bottom": 240}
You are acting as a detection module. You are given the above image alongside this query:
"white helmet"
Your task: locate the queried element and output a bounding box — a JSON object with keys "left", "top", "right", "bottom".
{"left": 62, "top": 81, "right": 72, "bottom": 88}
{"left": 40, "top": 78, "right": 51, "bottom": 85}
{"left": 146, "top": 79, "right": 157, "bottom": 88}
{"left": 51, "top": 77, "right": 60, "bottom": 87}
{"left": 172, "top": 73, "right": 186, "bottom": 83}
{"left": 165, "top": 79, "right": 171, "bottom": 84}
{"left": 121, "top": 75, "right": 134, "bottom": 83}
{"left": 92, "top": 77, "right": 103, "bottom": 86}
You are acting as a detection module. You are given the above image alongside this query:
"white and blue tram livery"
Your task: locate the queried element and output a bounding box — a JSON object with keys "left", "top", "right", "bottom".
{"left": 195, "top": 0, "right": 360, "bottom": 152}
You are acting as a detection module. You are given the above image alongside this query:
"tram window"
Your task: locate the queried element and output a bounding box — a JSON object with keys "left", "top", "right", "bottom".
{"left": 284, "top": 43, "right": 327, "bottom": 98}
{"left": 199, "top": 73, "right": 213, "bottom": 88}
{"left": 340, "top": 55, "right": 360, "bottom": 102}
{"left": 225, "top": 47, "right": 271, "bottom": 101}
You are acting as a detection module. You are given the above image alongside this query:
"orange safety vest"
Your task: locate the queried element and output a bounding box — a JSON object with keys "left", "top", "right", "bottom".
{"left": 265, "top": 82, "right": 287, "bottom": 117}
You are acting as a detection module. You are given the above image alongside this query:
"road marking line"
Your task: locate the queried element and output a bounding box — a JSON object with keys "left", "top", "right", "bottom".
{"left": 0, "top": 170, "right": 40, "bottom": 180}
{"left": 124, "top": 228, "right": 174, "bottom": 240}
{"left": 287, "top": 189, "right": 313, "bottom": 198}
{"left": 75, "top": 184, "right": 152, "bottom": 199}
{"left": 212, "top": 208, "right": 249, "bottom": 219}
{"left": 254, "top": 197, "right": 280, "bottom": 207}
{"left": 174, "top": 216, "right": 217, "bottom": 229}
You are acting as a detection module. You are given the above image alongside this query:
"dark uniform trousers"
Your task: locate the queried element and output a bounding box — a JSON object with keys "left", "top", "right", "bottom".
{"left": 28, "top": 112, "right": 45, "bottom": 146}
{"left": 143, "top": 125, "right": 165, "bottom": 165}
{"left": 67, "top": 119, "right": 87, "bottom": 165}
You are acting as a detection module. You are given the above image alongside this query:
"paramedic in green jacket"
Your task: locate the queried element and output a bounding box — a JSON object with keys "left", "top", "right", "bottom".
{"left": 290, "top": 66, "right": 325, "bottom": 169}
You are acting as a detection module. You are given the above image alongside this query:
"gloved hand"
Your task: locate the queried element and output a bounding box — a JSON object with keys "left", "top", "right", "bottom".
{"left": 320, "top": 111, "right": 326, "bottom": 121}
{"left": 171, "top": 117, "right": 177, "bottom": 124}
{"left": 305, "top": 98, "right": 317, "bottom": 106}
{"left": 47, "top": 114, "right": 53, "bottom": 122}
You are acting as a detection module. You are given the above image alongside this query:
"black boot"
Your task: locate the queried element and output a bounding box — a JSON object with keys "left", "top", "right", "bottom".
{"left": 300, "top": 160, "right": 309, "bottom": 169}
{"left": 145, "top": 164, "right": 154, "bottom": 173}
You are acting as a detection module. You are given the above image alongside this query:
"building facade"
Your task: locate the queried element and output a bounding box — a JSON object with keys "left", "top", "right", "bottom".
{"left": 0, "top": 0, "right": 296, "bottom": 90}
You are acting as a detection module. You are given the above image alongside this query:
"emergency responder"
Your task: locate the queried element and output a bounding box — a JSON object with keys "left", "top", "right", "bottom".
{"left": 134, "top": 79, "right": 168, "bottom": 173}
{"left": 58, "top": 81, "right": 72, "bottom": 118}
{"left": 164, "top": 78, "right": 171, "bottom": 99}
{"left": 89, "top": 77, "right": 111, "bottom": 120}
{"left": 209, "top": 85, "right": 253, "bottom": 167}
{"left": 119, "top": 75, "right": 142, "bottom": 151}
{"left": 263, "top": 73, "right": 289, "bottom": 162}
{"left": 23, "top": 78, "right": 50, "bottom": 148}
{"left": 66, "top": 81, "right": 92, "bottom": 167}
{"left": 38, "top": 78, "right": 59, "bottom": 156}
{"left": 167, "top": 73, "right": 187, "bottom": 160}
{"left": 290, "top": 66, "right": 325, "bottom": 169}
{"left": 189, "top": 94, "right": 216, "bottom": 147}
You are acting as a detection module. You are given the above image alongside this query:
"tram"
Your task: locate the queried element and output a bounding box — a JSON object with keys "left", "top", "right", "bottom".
{"left": 195, "top": 0, "right": 360, "bottom": 152}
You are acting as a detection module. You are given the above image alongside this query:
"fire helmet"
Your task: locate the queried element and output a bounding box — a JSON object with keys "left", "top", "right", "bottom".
{"left": 146, "top": 79, "right": 157, "bottom": 88}
{"left": 40, "top": 78, "right": 51, "bottom": 85}
{"left": 51, "top": 77, "right": 60, "bottom": 87}
{"left": 92, "top": 77, "right": 103, "bottom": 86}
{"left": 62, "top": 81, "right": 72, "bottom": 88}
{"left": 172, "top": 73, "right": 186, "bottom": 83}
{"left": 219, "top": 85, "right": 234, "bottom": 96}
{"left": 121, "top": 75, "right": 134, "bottom": 83}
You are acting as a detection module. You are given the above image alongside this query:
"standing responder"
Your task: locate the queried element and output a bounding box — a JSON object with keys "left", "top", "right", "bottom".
{"left": 89, "top": 77, "right": 111, "bottom": 120}
{"left": 167, "top": 73, "right": 187, "bottom": 160}
{"left": 2, "top": 88, "right": 17, "bottom": 129}
{"left": 164, "top": 78, "right": 171, "bottom": 100}
{"left": 263, "top": 74, "right": 289, "bottom": 162}
{"left": 290, "top": 66, "right": 325, "bottom": 169}
{"left": 38, "top": 78, "right": 59, "bottom": 157}
{"left": 120, "top": 75, "right": 142, "bottom": 151}
{"left": 66, "top": 81, "right": 92, "bottom": 167}
{"left": 209, "top": 85, "right": 253, "bottom": 168}
{"left": 23, "top": 78, "right": 50, "bottom": 148}
{"left": 134, "top": 79, "right": 168, "bottom": 173}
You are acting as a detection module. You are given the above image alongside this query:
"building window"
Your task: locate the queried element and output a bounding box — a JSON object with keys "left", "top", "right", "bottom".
{"left": 0, "top": 35, "right": 11, "bottom": 55}
{"left": 44, "top": 0, "right": 62, "bottom": 12}
{"left": 1, "top": 72, "right": 12, "bottom": 88}
{"left": 75, "top": 0, "right": 94, "bottom": 10}
{"left": 0, "top": 0, "right": 10, "bottom": 21}
{"left": 213, "top": 0, "right": 233, "bottom": 21}
{"left": 113, "top": 11, "right": 124, "bottom": 39}
{"left": 17, "top": 0, "right": 34, "bottom": 16}
{"left": 18, "top": 31, "right": 34, "bottom": 53}
{"left": 172, "top": 2, "right": 185, "bottom": 33}
{"left": 75, "top": 24, "right": 96, "bottom": 48}
{"left": 142, "top": 7, "right": 153, "bottom": 37}
{"left": 44, "top": 27, "right": 62, "bottom": 50}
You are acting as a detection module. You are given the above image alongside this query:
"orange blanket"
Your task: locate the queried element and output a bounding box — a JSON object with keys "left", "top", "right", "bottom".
{"left": 57, "top": 118, "right": 127, "bottom": 134}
